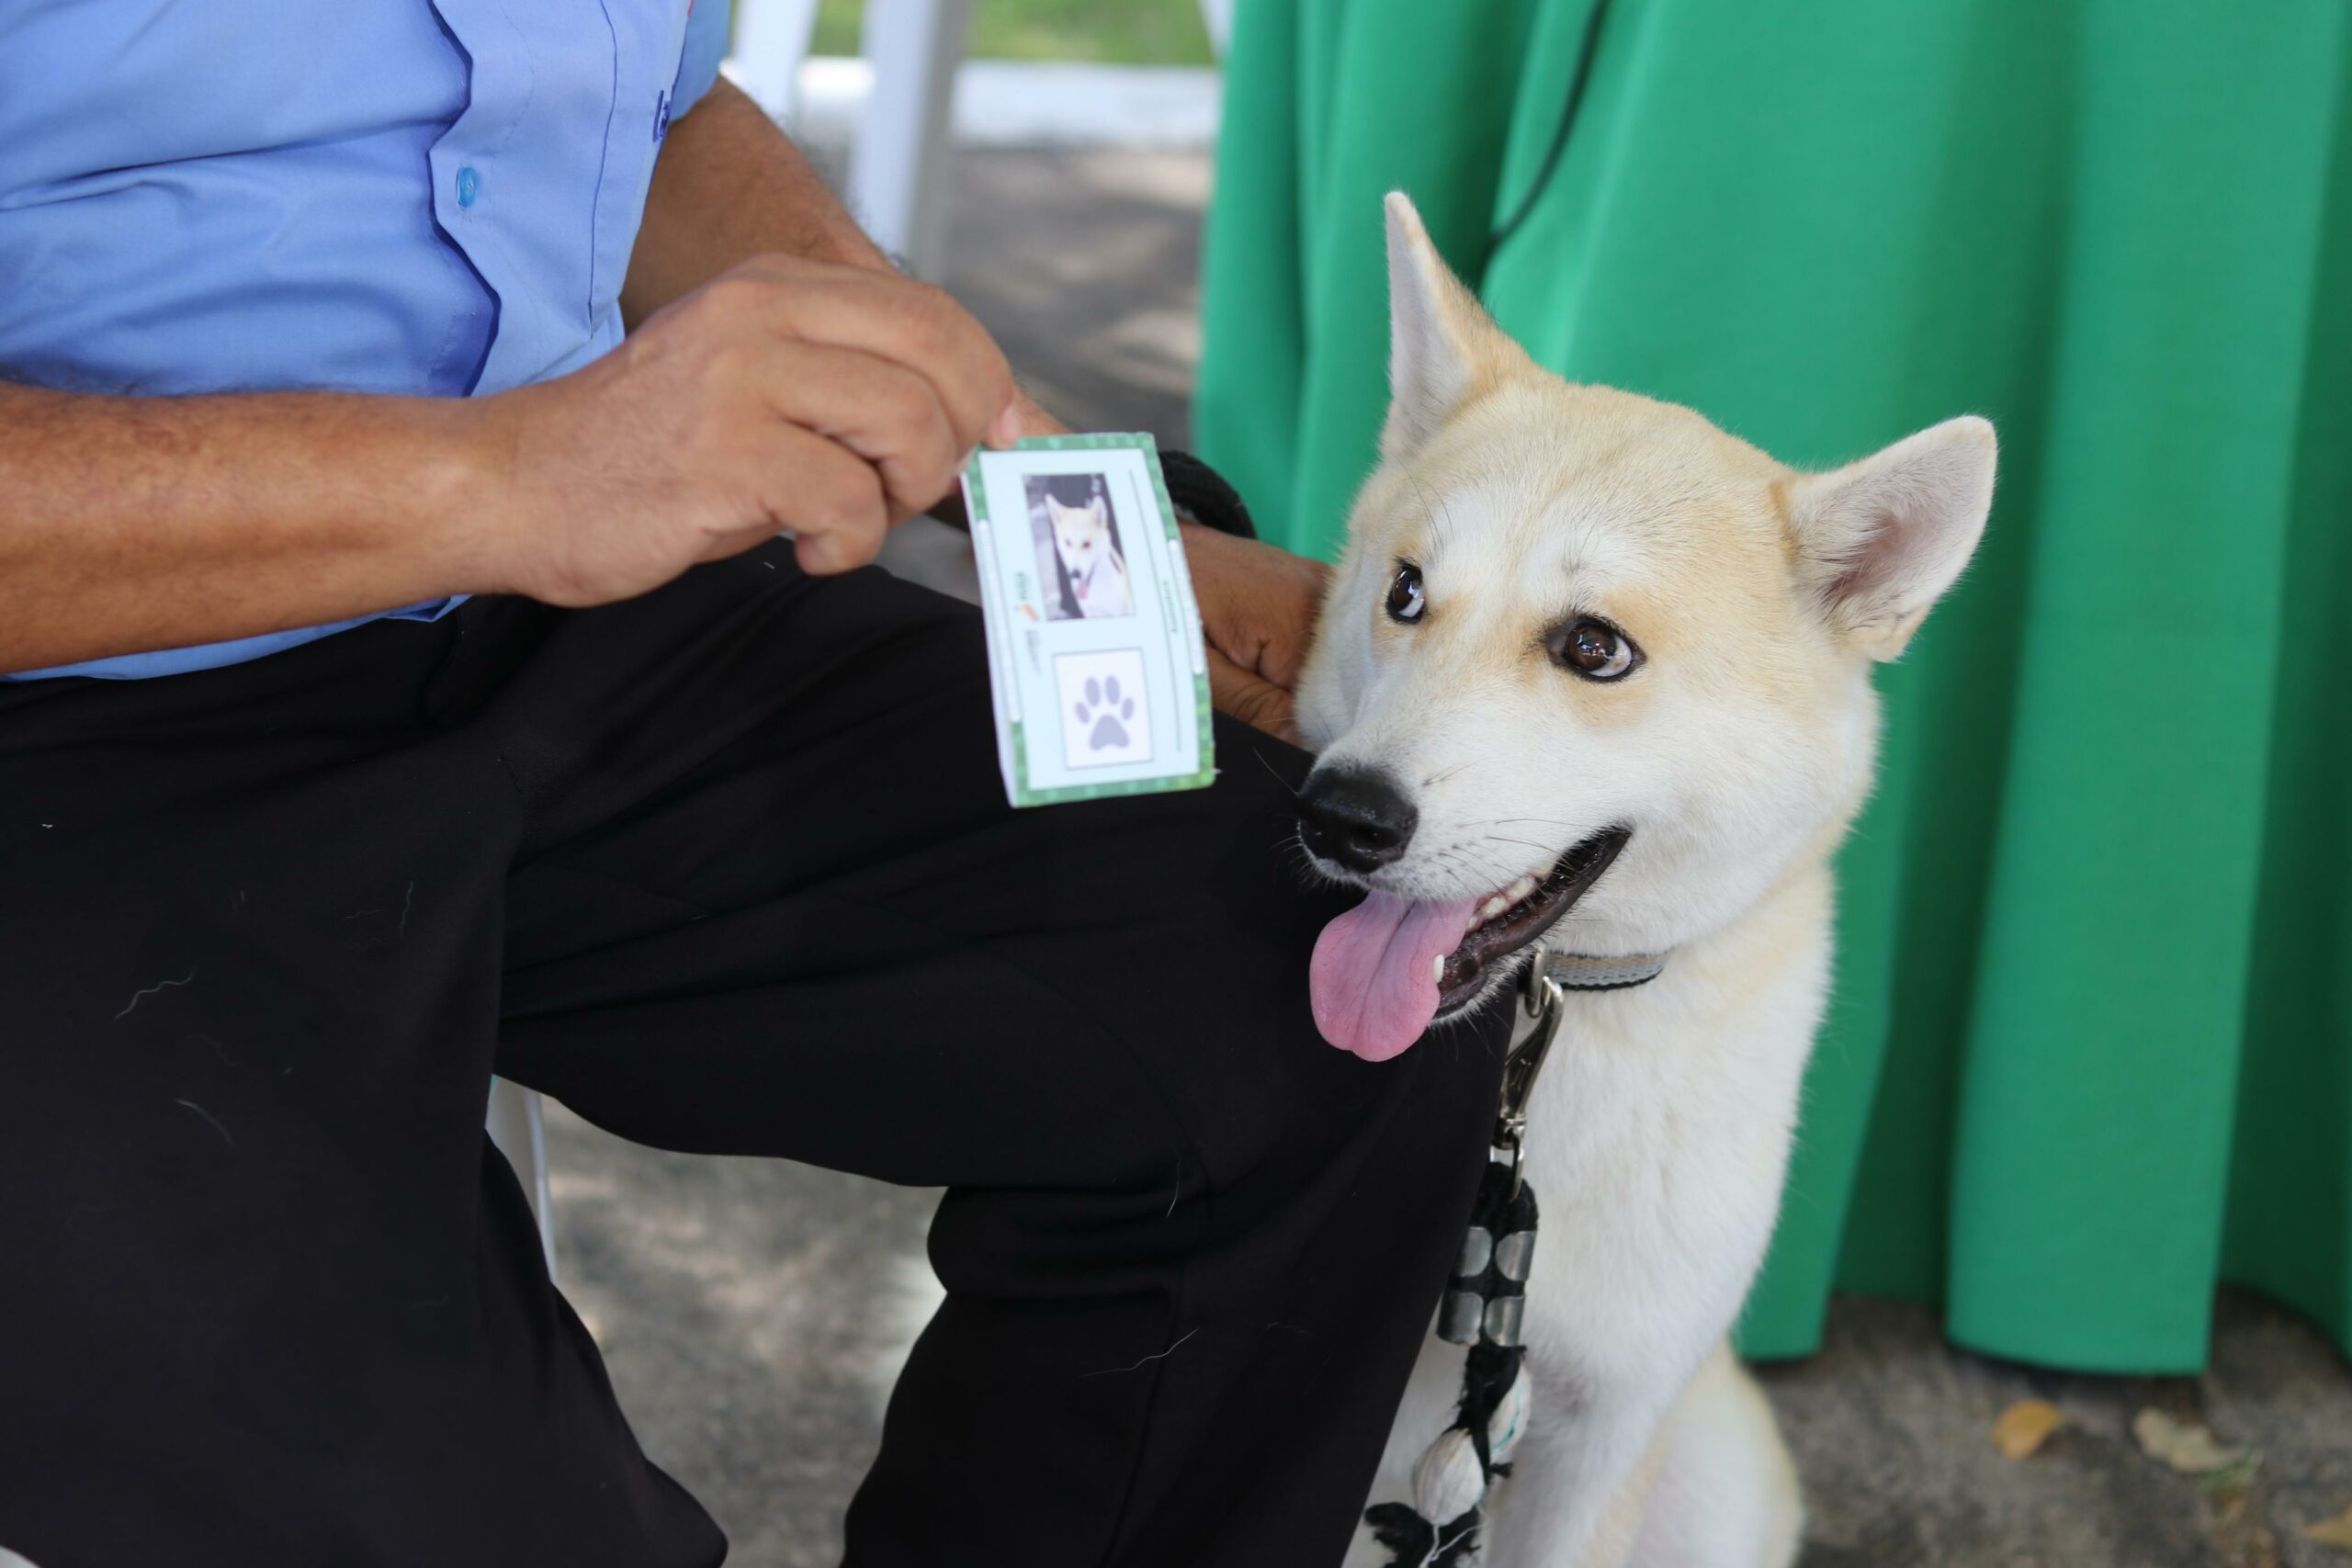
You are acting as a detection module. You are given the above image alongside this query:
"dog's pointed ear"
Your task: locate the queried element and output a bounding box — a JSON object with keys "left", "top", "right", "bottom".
{"left": 1785, "top": 416, "right": 1996, "bottom": 660}
{"left": 1383, "top": 192, "right": 1524, "bottom": 460}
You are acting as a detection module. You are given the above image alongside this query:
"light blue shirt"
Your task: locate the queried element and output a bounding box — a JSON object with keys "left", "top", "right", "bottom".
{"left": 0, "top": 0, "right": 732, "bottom": 680}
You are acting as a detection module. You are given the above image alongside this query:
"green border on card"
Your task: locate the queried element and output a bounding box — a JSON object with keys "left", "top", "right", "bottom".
{"left": 964, "top": 434, "right": 1217, "bottom": 808}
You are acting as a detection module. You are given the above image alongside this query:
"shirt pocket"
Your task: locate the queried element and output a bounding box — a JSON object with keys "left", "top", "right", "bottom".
{"left": 586, "top": 0, "right": 694, "bottom": 326}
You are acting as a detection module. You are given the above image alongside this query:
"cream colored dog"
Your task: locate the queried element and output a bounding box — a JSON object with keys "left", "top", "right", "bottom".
{"left": 1046, "top": 490, "right": 1134, "bottom": 617}
{"left": 1300, "top": 195, "right": 1996, "bottom": 1568}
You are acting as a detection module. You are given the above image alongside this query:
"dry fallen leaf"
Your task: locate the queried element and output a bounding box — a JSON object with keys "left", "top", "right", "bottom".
{"left": 2306, "top": 1504, "right": 2352, "bottom": 1551}
{"left": 1993, "top": 1398, "right": 2066, "bottom": 1459}
{"left": 2132, "top": 1407, "right": 2251, "bottom": 1474}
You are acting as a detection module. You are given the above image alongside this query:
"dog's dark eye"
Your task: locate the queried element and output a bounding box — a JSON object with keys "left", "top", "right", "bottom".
{"left": 1552, "top": 617, "right": 1639, "bottom": 681}
{"left": 1385, "top": 562, "right": 1426, "bottom": 624}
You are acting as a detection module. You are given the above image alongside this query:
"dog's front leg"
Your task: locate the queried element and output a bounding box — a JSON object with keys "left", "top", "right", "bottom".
{"left": 1476, "top": 1372, "right": 1682, "bottom": 1568}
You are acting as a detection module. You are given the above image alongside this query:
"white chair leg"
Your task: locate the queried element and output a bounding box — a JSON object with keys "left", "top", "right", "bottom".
{"left": 729, "top": 0, "right": 824, "bottom": 119}
{"left": 485, "top": 1078, "right": 557, "bottom": 1285}
{"left": 1198, "top": 0, "right": 1234, "bottom": 55}
{"left": 849, "top": 0, "right": 973, "bottom": 277}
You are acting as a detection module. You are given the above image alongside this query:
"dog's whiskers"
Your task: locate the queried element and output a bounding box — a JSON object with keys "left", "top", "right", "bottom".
{"left": 1246, "top": 744, "right": 1303, "bottom": 798}
{"left": 1408, "top": 474, "right": 1455, "bottom": 556}
{"left": 1485, "top": 834, "right": 1558, "bottom": 860}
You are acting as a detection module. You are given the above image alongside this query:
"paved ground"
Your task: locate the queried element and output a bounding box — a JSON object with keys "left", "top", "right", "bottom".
{"left": 1766, "top": 1294, "right": 2352, "bottom": 1568}
{"left": 546, "top": 147, "right": 2352, "bottom": 1567}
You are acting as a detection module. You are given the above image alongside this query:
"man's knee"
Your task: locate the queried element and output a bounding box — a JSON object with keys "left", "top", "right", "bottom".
{"left": 1063, "top": 716, "right": 1506, "bottom": 1203}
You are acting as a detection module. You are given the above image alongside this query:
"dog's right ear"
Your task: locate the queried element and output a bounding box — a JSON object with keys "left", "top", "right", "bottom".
{"left": 1785, "top": 417, "right": 1997, "bottom": 660}
{"left": 1383, "top": 192, "right": 1526, "bottom": 460}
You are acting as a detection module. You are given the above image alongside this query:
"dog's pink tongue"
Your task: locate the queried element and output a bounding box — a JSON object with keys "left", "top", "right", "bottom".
{"left": 1309, "top": 893, "right": 1477, "bottom": 1062}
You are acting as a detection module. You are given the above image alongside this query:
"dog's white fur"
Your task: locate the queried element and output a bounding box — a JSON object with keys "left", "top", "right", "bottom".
{"left": 1309, "top": 195, "right": 1996, "bottom": 1568}
{"left": 1047, "top": 491, "right": 1133, "bottom": 616}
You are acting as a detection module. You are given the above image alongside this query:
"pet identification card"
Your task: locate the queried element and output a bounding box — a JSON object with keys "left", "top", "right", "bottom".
{"left": 959, "top": 434, "right": 1215, "bottom": 808}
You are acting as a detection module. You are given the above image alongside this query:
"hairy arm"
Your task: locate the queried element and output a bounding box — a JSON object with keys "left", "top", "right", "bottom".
{"left": 0, "top": 385, "right": 503, "bottom": 674}
{"left": 0, "top": 78, "right": 1009, "bottom": 677}
{"left": 1, "top": 74, "right": 1316, "bottom": 737}
{"left": 621, "top": 76, "right": 1049, "bottom": 437}
{"left": 624, "top": 77, "right": 895, "bottom": 311}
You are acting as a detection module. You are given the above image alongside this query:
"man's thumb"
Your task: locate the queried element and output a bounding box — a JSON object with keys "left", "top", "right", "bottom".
{"left": 1207, "top": 652, "right": 1298, "bottom": 744}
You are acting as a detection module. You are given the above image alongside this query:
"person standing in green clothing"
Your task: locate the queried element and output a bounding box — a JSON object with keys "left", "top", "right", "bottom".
{"left": 1197, "top": 0, "right": 2352, "bottom": 1373}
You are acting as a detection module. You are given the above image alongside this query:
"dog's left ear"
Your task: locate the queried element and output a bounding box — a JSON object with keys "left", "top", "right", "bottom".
{"left": 1785, "top": 416, "right": 1996, "bottom": 660}
{"left": 1383, "top": 192, "right": 1530, "bottom": 461}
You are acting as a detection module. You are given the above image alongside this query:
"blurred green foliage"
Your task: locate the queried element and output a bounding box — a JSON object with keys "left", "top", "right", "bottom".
{"left": 810, "top": 0, "right": 1215, "bottom": 65}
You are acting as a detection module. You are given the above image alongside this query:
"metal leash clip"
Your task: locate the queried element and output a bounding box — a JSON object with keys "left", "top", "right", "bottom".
{"left": 1496, "top": 949, "right": 1568, "bottom": 1197}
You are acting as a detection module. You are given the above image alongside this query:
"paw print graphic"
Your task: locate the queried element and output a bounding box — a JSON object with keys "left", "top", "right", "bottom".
{"left": 1073, "top": 675, "right": 1136, "bottom": 751}
{"left": 1052, "top": 650, "right": 1152, "bottom": 771}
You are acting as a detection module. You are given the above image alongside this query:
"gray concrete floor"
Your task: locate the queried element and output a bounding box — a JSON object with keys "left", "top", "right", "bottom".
{"left": 546, "top": 147, "right": 2352, "bottom": 1567}
{"left": 1765, "top": 1294, "right": 2352, "bottom": 1568}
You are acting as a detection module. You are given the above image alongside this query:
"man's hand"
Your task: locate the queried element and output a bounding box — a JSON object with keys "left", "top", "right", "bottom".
{"left": 479, "top": 253, "right": 1019, "bottom": 604}
{"left": 1181, "top": 523, "right": 1330, "bottom": 745}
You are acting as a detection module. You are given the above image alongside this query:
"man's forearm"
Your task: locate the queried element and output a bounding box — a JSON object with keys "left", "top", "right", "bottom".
{"left": 621, "top": 77, "right": 897, "bottom": 325}
{"left": 623, "top": 78, "right": 1065, "bottom": 434}
{"left": 2, "top": 81, "right": 1045, "bottom": 679}
{"left": 0, "top": 386, "right": 496, "bottom": 674}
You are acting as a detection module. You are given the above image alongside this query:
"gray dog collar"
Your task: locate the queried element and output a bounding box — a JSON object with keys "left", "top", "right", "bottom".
{"left": 1538, "top": 951, "right": 1670, "bottom": 992}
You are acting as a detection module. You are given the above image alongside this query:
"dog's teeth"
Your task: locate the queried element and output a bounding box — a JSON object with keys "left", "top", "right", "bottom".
{"left": 1506, "top": 874, "right": 1539, "bottom": 904}
{"left": 1479, "top": 893, "right": 1511, "bottom": 922}
{"left": 1432, "top": 953, "right": 1446, "bottom": 984}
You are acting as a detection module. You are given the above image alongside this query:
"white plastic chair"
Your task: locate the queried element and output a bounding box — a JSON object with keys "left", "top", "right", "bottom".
{"left": 728, "top": 0, "right": 1229, "bottom": 277}
{"left": 486, "top": 1077, "right": 557, "bottom": 1280}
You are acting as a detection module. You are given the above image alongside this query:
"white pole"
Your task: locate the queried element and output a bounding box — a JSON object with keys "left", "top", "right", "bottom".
{"left": 849, "top": 0, "right": 973, "bottom": 276}
{"left": 729, "top": 0, "right": 823, "bottom": 120}
{"left": 486, "top": 1079, "right": 558, "bottom": 1283}
{"left": 1198, "top": 0, "right": 1234, "bottom": 56}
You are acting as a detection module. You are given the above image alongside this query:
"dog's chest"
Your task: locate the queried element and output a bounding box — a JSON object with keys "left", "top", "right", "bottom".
{"left": 1069, "top": 550, "right": 1125, "bottom": 610}
{"left": 1512, "top": 973, "right": 1820, "bottom": 1377}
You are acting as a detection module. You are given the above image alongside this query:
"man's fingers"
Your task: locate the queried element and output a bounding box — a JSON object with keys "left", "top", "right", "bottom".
{"left": 691, "top": 521, "right": 789, "bottom": 565}
{"left": 794, "top": 531, "right": 865, "bottom": 575}
{"left": 721, "top": 257, "right": 1015, "bottom": 453}
{"left": 1207, "top": 649, "right": 1299, "bottom": 745}
{"left": 754, "top": 424, "right": 888, "bottom": 574}
{"left": 1185, "top": 525, "right": 1332, "bottom": 692}
{"left": 756, "top": 343, "right": 962, "bottom": 522}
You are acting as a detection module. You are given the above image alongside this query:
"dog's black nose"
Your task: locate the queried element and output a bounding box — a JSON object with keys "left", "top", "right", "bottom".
{"left": 1298, "top": 766, "right": 1419, "bottom": 874}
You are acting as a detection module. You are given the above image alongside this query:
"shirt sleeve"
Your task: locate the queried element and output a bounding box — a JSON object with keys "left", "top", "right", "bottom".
{"left": 670, "top": 0, "right": 731, "bottom": 115}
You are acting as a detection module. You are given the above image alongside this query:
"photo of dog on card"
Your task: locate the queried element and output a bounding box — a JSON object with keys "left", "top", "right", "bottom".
{"left": 1027, "top": 472, "right": 1134, "bottom": 620}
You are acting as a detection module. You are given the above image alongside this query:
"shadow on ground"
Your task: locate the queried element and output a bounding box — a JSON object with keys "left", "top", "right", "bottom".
{"left": 548, "top": 1110, "right": 933, "bottom": 1568}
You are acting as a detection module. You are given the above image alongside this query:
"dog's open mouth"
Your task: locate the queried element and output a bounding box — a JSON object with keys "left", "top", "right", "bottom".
{"left": 1435, "top": 828, "right": 1630, "bottom": 1016}
{"left": 1308, "top": 828, "right": 1630, "bottom": 1062}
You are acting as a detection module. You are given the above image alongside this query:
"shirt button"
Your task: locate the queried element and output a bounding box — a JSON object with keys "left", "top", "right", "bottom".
{"left": 456, "top": 165, "right": 481, "bottom": 209}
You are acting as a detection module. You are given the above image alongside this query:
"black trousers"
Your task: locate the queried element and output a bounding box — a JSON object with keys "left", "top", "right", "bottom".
{"left": 0, "top": 547, "right": 1510, "bottom": 1568}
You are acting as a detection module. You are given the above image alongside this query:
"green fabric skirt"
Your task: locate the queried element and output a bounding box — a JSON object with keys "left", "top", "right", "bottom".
{"left": 1195, "top": 0, "right": 2352, "bottom": 1371}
